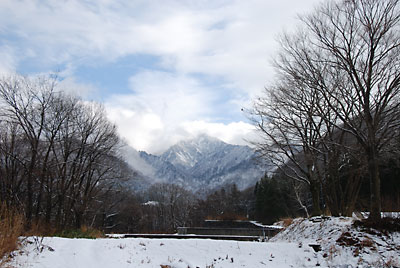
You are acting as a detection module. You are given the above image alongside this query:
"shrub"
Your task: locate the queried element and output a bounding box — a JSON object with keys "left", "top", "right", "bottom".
{"left": 24, "top": 221, "right": 56, "bottom": 237}
{"left": 54, "top": 225, "right": 103, "bottom": 239}
{"left": 280, "top": 218, "right": 293, "bottom": 227}
{"left": 0, "top": 203, "right": 24, "bottom": 264}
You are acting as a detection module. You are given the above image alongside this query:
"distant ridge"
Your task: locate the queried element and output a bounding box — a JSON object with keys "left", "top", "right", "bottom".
{"left": 134, "top": 134, "right": 268, "bottom": 191}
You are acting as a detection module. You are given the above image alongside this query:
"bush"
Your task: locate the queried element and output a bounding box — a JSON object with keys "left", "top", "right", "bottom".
{"left": 0, "top": 203, "right": 24, "bottom": 264}
{"left": 54, "top": 225, "right": 104, "bottom": 239}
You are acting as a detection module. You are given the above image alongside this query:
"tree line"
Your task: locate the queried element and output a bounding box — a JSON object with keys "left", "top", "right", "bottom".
{"left": 99, "top": 183, "right": 254, "bottom": 233}
{"left": 252, "top": 0, "right": 400, "bottom": 220}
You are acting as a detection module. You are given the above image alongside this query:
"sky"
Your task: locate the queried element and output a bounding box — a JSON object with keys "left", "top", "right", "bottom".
{"left": 0, "top": 0, "right": 321, "bottom": 154}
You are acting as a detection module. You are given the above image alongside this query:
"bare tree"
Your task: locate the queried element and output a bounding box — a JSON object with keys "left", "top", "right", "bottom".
{"left": 254, "top": 0, "right": 400, "bottom": 220}
{"left": 0, "top": 75, "right": 58, "bottom": 226}
{"left": 0, "top": 75, "right": 123, "bottom": 230}
{"left": 253, "top": 73, "right": 330, "bottom": 215}
{"left": 302, "top": 0, "right": 400, "bottom": 220}
{"left": 146, "top": 183, "right": 193, "bottom": 231}
{"left": 0, "top": 121, "right": 26, "bottom": 208}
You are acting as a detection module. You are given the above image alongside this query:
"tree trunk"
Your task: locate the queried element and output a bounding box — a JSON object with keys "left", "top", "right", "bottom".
{"left": 75, "top": 210, "right": 82, "bottom": 229}
{"left": 367, "top": 149, "right": 381, "bottom": 220}
{"left": 25, "top": 152, "right": 37, "bottom": 229}
{"left": 55, "top": 193, "right": 64, "bottom": 229}
{"left": 45, "top": 184, "right": 52, "bottom": 224}
{"left": 35, "top": 176, "right": 44, "bottom": 222}
{"left": 323, "top": 175, "right": 340, "bottom": 217}
{"left": 310, "top": 181, "right": 321, "bottom": 216}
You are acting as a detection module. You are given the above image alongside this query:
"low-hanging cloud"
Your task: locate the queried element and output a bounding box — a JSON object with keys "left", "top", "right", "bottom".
{"left": 105, "top": 70, "right": 239, "bottom": 153}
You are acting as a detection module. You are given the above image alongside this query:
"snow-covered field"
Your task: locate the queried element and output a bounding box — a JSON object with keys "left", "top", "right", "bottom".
{"left": 6, "top": 216, "right": 400, "bottom": 268}
{"left": 9, "top": 237, "right": 317, "bottom": 268}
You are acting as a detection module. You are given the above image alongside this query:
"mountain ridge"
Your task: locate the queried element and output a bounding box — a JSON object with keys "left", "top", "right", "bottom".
{"left": 133, "top": 134, "right": 267, "bottom": 191}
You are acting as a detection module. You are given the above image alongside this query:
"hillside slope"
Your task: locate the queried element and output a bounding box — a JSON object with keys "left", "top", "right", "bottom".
{"left": 271, "top": 216, "right": 400, "bottom": 267}
{"left": 136, "top": 134, "right": 268, "bottom": 190}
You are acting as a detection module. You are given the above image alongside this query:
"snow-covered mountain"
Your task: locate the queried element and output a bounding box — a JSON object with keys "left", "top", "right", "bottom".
{"left": 135, "top": 134, "right": 267, "bottom": 191}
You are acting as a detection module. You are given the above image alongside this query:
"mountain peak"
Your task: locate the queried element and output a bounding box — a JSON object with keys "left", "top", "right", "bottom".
{"left": 176, "top": 134, "right": 225, "bottom": 149}
{"left": 161, "top": 134, "right": 228, "bottom": 169}
{"left": 132, "top": 134, "right": 266, "bottom": 190}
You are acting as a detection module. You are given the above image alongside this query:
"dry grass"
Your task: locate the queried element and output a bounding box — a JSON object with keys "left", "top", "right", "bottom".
{"left": 80, "top": 225, "right": 103, "bottom": 239}
{"left": 0, "top": 203, "right": 24, "bottom": 265}
{"left": 54, "top": 225, "right": 104, "bottom": 239}
{"left": 360, "top": 237, "right": 375, "bottom": 248}
{"left": 280, "top": 218, "right": 294, "bottom": 227}
{"left": 24, "top": 220, "right": 55, "bottom": 237}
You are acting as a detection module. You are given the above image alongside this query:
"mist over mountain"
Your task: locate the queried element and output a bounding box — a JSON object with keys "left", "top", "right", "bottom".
{"left": 125, "top": 134, "right": 268, "bottom": 191}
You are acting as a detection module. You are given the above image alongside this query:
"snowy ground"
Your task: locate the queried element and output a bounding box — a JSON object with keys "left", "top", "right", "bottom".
{"left": 9, "top": 237, "right": 318, "bottom": 268}
{"left": 6, "top": 216, "right": 400, "bottom": 268}
{"left": 271, "top": 216, "right": 400, "bottom": 267}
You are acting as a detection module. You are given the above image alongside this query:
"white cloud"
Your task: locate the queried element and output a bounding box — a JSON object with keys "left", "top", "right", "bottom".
{"left": 105, "top": 70, "right": 219, "bottom": 153}
{"left": 57, "top": 76, "right": 97, "bottom": 98}
{"left": 106, "top": 102, "right": 258, "bottom": 154}
{"left": 181, "top": 120, "right": 258, "bottom": 146}
{"left": 0, "top": 0, "right": 322, "bottom": 152}
{"left": 1, "top": 0, "right": 321, "bottom": 80}
{"left": 106, "top": 106, "right": 165, "bottom": 153}
{"left": 104, "top": 70, "right": 258, "bottom": 153}
{"left": 128, "top": 71, "right": 215, "bottom": 122}
{"left": 0, "top": 45, "right": 17, "bottom": 74}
